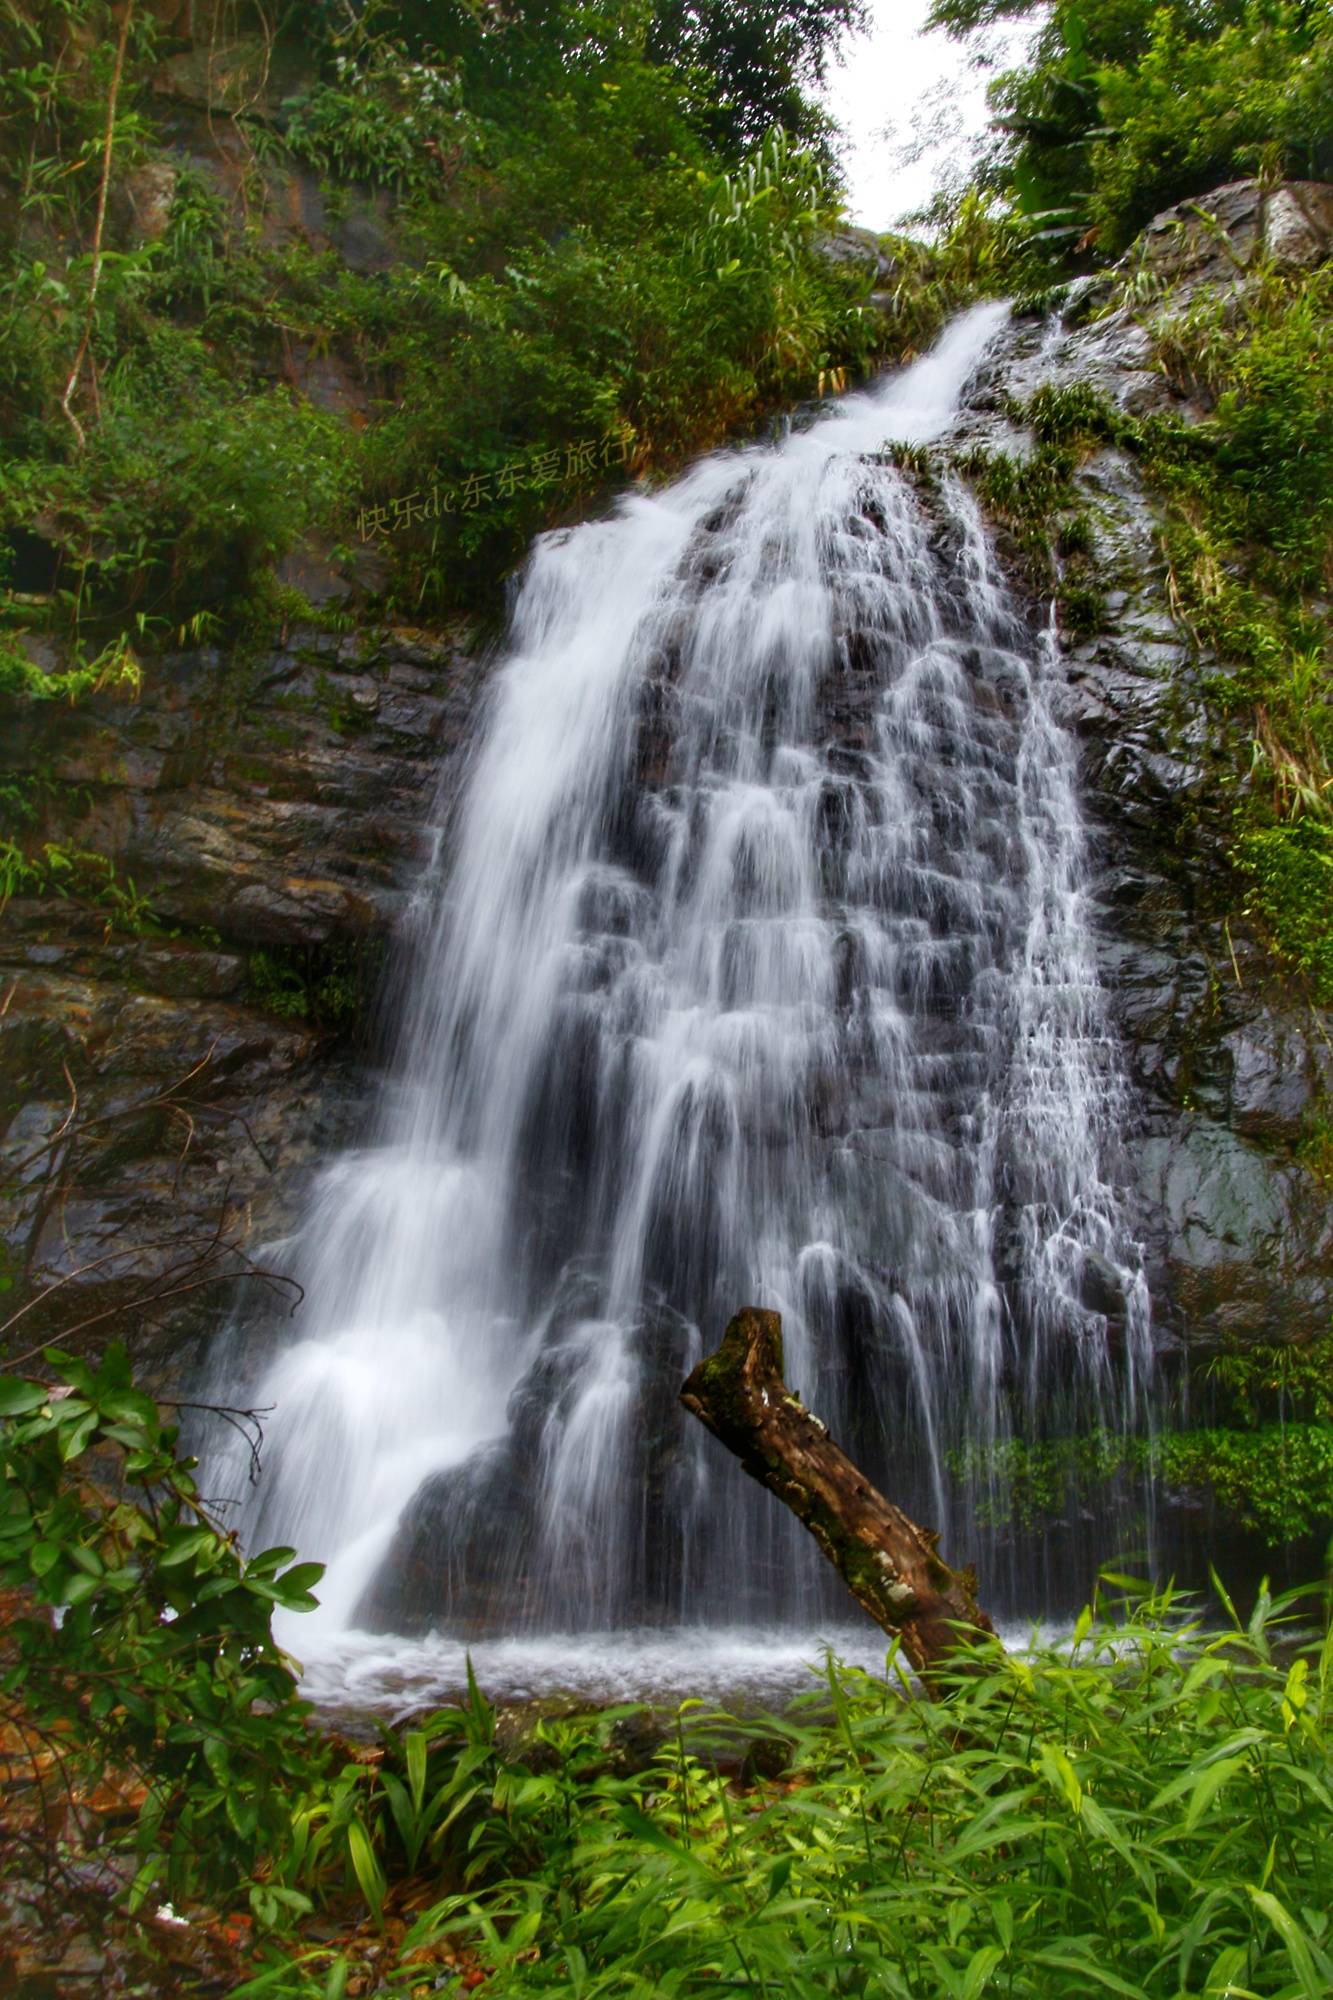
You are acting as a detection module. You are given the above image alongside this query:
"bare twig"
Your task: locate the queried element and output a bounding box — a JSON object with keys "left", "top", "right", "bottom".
{"left": 51, "top": 1061, "right": 79, "bottom": 1144}
{"left": 164, "top": 1399, "right": 274, "bottom": 1486}
{"left": 1, "top": 1220, "right": 303, "bottom": 1371}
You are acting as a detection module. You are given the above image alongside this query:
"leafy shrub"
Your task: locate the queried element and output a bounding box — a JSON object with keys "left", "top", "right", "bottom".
{"left": 1091, "top": 5, "right": 1333, "bottom": 253}
{"left": 948, "top": 1335, "right": 1333, "bottom": 1544}
{"left": 5, "top": 1338, "right": 1333, "bottom": 2000}
{"left": 930, "top": 0, "right": 1333, "bottom": 262}
{"left": 1236, "top": 820, "right": 1333, "bottom": 1002}
{"left": 952, "top": 1422, "right": 1333, "bottom": 1546}
{"left": 283, "top": 42, "right": 474, "bottom": 195}
{"left": 0, "top": 1344, "right": 325, "bottom": 1913}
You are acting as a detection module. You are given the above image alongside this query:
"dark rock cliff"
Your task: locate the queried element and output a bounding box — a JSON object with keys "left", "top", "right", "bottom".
{"left": 0, "top": 625, "right": 487, "bottom": 1376}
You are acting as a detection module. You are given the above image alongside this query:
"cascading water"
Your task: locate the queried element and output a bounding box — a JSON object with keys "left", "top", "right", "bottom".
{"left": 215, "top": 304, "right": 1151, "bottom": 1691}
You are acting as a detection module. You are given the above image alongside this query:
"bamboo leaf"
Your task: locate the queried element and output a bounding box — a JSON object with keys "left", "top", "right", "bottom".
{"left": 346, "top": 1816, "right": 386, "bottom": 1925}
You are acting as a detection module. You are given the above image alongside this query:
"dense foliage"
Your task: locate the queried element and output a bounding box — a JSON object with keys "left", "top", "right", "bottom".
{"left": 369, "top": 1594, "right": 1333, "bottom": 2000}
{"left": 323, "top": 0, "right": 869, "bottom": 151}
{"left": 927, "top": 0, "right": 1333, "bottom": 256}
{"left": 3, "top": 1349, "right": 1332, "bottom": 1999}
{"left": 946, "top": 1333, "right": 1333, "bottom": 1547}
{"left": 0, "top": 0, "right": 886, "bottom": 674}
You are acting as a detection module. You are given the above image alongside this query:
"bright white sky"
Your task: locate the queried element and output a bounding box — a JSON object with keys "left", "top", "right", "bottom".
{"left": 822, "top": 0, "right": 1037, "bottom": 228}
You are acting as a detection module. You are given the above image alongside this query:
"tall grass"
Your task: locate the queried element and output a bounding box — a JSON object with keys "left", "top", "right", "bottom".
{"left": 240, "top": 1577, "right": 1333, "bottom": 1998}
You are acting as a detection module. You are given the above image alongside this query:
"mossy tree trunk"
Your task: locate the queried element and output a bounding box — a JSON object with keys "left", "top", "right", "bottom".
{"left": 680, "top": 1308, "right": 998, "bottom": 1680}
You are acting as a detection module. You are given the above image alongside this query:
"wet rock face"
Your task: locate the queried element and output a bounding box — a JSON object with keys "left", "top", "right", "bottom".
{"left": 953, "top": 192, "right": 1333, "bottom": 1352}
{"left": 1059, "top": 456, "right": 1333, "bottom": 1353}
{"left": 0, "top": 626, "right": 487, "bottom": 1377}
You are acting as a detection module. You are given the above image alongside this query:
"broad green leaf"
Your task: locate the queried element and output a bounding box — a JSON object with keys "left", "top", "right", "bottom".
{"left": 1247, "top": 1888, "right": 1332, "bottom": 1999}
{"left": 962, "top": 1944, "right": 1005, "bottom": 1998}
{"left": 158, "top": 1526, "right": 221, "bottom": 1568}
{"left": 406, "top": 1728, "right": 427, "bottom": 1814}
{"left": 346, "top": 1815, "right": 386, "bottom": 1924}
{"left": 1185, "top": 1753, "right": 1249, "bottom": 1832}
{"left": 1031, "top": 1949, "right": 1149, "bottom": 1996}
{"left": 0, "top": 1379, "right": 50, "bottom": 1417}
{"left": 1282, "top": 1657, "right": 1309, "bottom": 1730}
{"left": 1036, "top": 1741, "right": 1082, "bottom": 1815}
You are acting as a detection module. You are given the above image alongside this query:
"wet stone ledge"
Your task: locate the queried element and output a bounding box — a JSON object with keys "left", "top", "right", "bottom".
{"left": 0, "top": 625, "right": 490, "bottom": 1380}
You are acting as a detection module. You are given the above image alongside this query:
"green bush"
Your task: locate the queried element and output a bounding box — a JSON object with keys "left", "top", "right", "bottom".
{"left": 0, "top": 1345, "right": 325, "bottom": 1913}
{"left": 1236, "top": 820, "right": 1333, "bottom": 1003}
{"left": 6, "top": 1341, "right": 1333, "bottom": 1998}
{"left": 929, "top": 1, "right": 1333, "bottom": 262}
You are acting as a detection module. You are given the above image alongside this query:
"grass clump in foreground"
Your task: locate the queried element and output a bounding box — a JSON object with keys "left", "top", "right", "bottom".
{"left": 239, "top": 1579, "right": 1333, "bottom": 1999}
{"left": 4, "top": 1347, "right": 1333, "bottom": 1996}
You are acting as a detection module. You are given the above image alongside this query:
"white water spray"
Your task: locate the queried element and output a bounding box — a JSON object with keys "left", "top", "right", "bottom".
{"left": 216, "top": 305, "right": 1150, "bottom": 1683}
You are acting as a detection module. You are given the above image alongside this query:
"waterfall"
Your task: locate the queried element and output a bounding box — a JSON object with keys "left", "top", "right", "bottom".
{"left": 217, "top": 304, "right": 1151, "bottom": 1675}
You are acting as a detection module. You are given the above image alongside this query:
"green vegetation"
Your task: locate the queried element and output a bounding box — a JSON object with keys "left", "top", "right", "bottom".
{"left": 952, "top": 1425, "right": 1333, "bottom": 1546}
{"left": 927, "top": 0, "right": 1333, "bottom": 258}
{"left": 951, "top": 263, "right": 1333, "bottom": 999}
{"left": 1137, "top": 263, "right": 1333, "bottom": 996}
{"left": 0, "top": 0, "right": 904, "bottom": 937}
{"left": 0, "top": 0, "right": 890, "bottom": 668}
{"left": 950, "top": 380, "right": 1128, "bottom": 643}
{"left": 950, "top": 1334, "right": 1333, "bottom": 1545}
{"left": 248, "top": 939, "right": 388, "bottom": 1035}
{"left": 4, "top": 1345, "right": 1333, "bottom": 1997}
{"left": 0, "top": 834, "right": 154, "bottom": 931}
{"left": 0, "top": 0, "right": 1034, "bottom": 939}
{"left": 922, "top": 3, "right": 1333, "bottom": 988}
{"left": 0, "top": 1345, "right": 324, "bottom": 1915}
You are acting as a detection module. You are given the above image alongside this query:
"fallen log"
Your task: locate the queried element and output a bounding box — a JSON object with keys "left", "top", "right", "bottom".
{"left": 680, "top": 1307, "right": 997, "bottom": 1679}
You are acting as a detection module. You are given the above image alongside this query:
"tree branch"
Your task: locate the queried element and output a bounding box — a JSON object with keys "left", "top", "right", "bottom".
{"left": 681, "top": 1307, "right": 997, "bottom": 1680}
